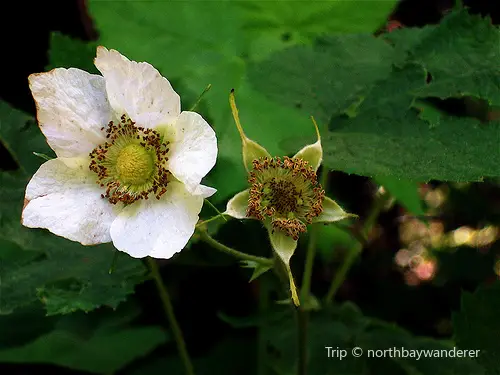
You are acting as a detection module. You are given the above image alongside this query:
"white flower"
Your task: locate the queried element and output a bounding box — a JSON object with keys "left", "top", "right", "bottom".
{"left": 22, "top": 47, "right": 218, "bottom": 259}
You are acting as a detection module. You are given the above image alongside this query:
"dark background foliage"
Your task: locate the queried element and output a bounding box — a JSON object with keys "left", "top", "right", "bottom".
{"left": 1, "top": 0, "right": 500, "bottom": 374}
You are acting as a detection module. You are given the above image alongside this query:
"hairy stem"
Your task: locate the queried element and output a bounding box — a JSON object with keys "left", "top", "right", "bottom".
{"left": 198, "top": 230, "right": 273, "bottom": 266}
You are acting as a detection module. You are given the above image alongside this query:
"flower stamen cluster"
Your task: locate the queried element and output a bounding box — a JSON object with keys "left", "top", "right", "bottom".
{"left": 247, "top": 156, "right": 325, "bottom": 239}
{"left": 89, "top": 114, "right": 170, "bottom": 205}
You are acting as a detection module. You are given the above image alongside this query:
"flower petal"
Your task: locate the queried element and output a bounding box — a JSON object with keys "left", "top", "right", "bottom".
{"left": 292, "top": 117, "right": 322, "bottom": 172}
{"left": 94, "top": 46, "right": 180, "bottom": 129}
{"left": 167, "top": 111, "right": 217, "bottom": 193}
{"left": 22, "top": 158, "right": 121, "bottom": 245}
{"left": 191, "top": 184, "right": 217, "bottom": 198}
{"left": 313, "top": 196, "right": 357, "bottom": 223}
{"left": 110, "top": 181, "right": 202, "bottom": 259}
{"left": 225, "top": 189, "right": 250, "bottom": 219}
{"left": 266, "top": 225, "right": 300, "bottom": 306}
{"left": 28, "top": 68, "right": 111, "bottom": 157}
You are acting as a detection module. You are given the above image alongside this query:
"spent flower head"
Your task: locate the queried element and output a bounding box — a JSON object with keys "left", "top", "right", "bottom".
{"left": 22, "top": 47, "right": 217, "bottom": 259}
{"left": 225, "top": 90, "right": 355, "bottom": 305}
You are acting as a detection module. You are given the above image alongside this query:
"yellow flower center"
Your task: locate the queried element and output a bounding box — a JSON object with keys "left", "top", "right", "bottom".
{"left": 89, "top": 115, "right": 170, "bottom": 205}
{"left": 116, "top": 144, "right": 154, "bottom": 185}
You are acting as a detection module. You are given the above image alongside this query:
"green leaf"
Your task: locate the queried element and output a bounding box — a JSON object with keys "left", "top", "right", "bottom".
{"left": 46, "top": 32, "right": 99, "bottom": 73}
{"left": 453, "top": 281, "right": 500, "bottom": 374}
{"left": 249, "top": 34, "right": 396, "bottom": 124}
{"left": 250, "top": 10, "right": 500, "bottom": 182}
{"left": 374, "top": 176, "right": 425, "bottom": 216}
{"left": 237, "top": 0, "right": 397, "bottom": 60}
{"left": 0, "top": 101, "right": 54, "bottom": 175}
{"left": 0, "top": 303, "right": 167, "bottom": 374}
{"left": 386, "top": 10, "right": 500, "bottom": 104}
{"left": 0, "top": 171, "right": 146, "bottom": 315}
{"left": 323, "top": 64, "right": 500, "bottom": 181}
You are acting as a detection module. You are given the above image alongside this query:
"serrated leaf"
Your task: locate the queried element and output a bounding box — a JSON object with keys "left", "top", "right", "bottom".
{"left": 453, "top": 281, "right": 500, "bottom": 374}
{"left": 387, "top": 10, "right": 500, "bottom": 104}
{"left": 322, "top": 64, "right": 500, "bottom": 181}
{"left": 249, "top": 10, "right": 500, "bottom": 182}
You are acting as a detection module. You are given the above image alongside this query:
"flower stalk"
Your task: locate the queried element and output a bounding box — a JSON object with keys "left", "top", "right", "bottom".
{"left": 198, "top": 229, "right": 274, "bottom": 266}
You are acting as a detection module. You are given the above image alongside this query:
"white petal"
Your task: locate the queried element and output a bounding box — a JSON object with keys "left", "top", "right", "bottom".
{"left": 191, "top": 184, "right": 217, "bottom": 198}
{"left": 22, "top": 158, "right": 121, "bottom": 245}
{"left": 313, "top": 196, "right": 357, "bottom": 223}
{"left": 167, "top": 111, "right": 217, "bottom": 193}
{"left": 94, "top": 46, "right": 180, "bottom": 129}
{"left": 110, "top": 181, "right": 202, "bottom": 259}
{"left": 28, "top": 68, "right": 111, "bottom": 157}
{"left": 225, "top": 189, "right": 250, "bottom": 219}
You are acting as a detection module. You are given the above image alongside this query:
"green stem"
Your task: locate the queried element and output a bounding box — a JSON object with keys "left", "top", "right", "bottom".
{"left": 198, "top": 230, "right": 273, "bottom": 266}
{"left": 324, "top": 189, "right": 389, "bottom": 304}
{"left": 204, "top": 198, "right": 228, "bottom": 222}
{"left": 195, "top": 213, "right": 228, "bottom": 228}
{"left": 189, "top": 84, "right": 212, "bottom": 111}
{"left": 147, "top": 258, "right": 195, "bottom": 375}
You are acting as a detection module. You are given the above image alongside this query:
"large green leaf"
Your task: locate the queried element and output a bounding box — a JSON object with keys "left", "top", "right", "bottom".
{"left": 323, "top": 64, "right": 500, "bottom": 181}
{"left": 0, "top": 302, "right": 168, "bottom": 374}
{"left": 249, "top": 10, "right": 500, "bottom": 182}
{"left": 87, "top": 1, "right": 396, "bottom": 202}
{"left": 249, "top": 34, "right": 396, "bottom": 124}
{"left": 453, "top": 281, "right": 500, "bottom": 375}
